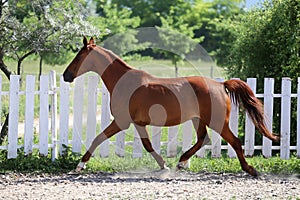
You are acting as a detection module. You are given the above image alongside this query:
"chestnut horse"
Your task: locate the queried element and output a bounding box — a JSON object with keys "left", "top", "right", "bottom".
{"left": 63, "top": 37, "right": 279, "bottom": 176}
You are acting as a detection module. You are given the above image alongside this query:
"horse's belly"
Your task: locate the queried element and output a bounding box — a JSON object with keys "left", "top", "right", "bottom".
{"left": 130, "top": 95, "right": 199, "bottom": 127}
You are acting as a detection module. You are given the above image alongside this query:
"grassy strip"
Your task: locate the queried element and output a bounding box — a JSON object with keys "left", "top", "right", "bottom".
{"left": 0, "top": 148, "right": 299, "bottom": 175}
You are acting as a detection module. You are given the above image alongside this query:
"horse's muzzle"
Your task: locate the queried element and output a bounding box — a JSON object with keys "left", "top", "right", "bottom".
{"left": 63, "top": 70, "right": 75, "bottom": 82}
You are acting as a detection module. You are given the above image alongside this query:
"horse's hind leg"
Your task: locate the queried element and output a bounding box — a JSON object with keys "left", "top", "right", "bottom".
{"left": 221, "top": 124, "right": 258, "bottom": 177}
{"left": 134, "top": 124, "right": 168, "bottom": 169}
{"left": 177, "top": 118, "right": 209, "bottom": 169}
{"left": 76, "top": 120, "right": 122, "bottom": 172}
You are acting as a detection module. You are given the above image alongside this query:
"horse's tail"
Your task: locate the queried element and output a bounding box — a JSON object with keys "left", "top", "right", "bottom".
{"left": 223, "top": 79, "right": 280, "bottom": 142}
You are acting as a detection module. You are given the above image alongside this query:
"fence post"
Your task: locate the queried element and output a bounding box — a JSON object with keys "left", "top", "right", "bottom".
{"left": 7, "top": 75, "right": 20, "bottom": 159}
{"left": 24, "top": 75, "right": 35, "bottom": 156}
{"left": 211, "top": 77, "right": 224, "bottom": 158}
{"left": 297, "top": 77, "right": 300, "bottom": 158}
{"left": 182, "top": 120, "right": 193, "bottom": 167}
{"left": 263, "top": 78, "right": 274, "bottom": 158}
{"left": 132, "top": 127, "right": 143, "bottom": 158}
{"left": 152, "top": 126, "right": 162, "bottom": 154}
{"left": 0, "top": 76, "right": 2, "bottom": 126}
{"left": 115, "top": 130, "right": 125, "bottom": 157}
{"left": 167, "top": 125, "right": 178, "bottom": 157}
{"left": 50, "top": 71, "right": 58, "bottom": 161}
{"left": 245, "top": 78, "right": 256, "bottom": 156}
{"left": 182, "top": 120, "right": 193, "bottom": 153}
{"left": 86, "top": 76, "right": 99, "bottom": 153}
{"left": 280, "top": 78, "right": 291, "bottom": 159}
{"left": 39, "top": 74, "right": 49, "bottom": 156}
{"left": 100, "top": 83, "right": 110, "bottom": 157}
{"left": 228, "top": 78, "right": 240, "bottom": 158}
{"left": 72, "top": 76, "right": 84, "bottom": 153}
{"left": 59, "top": 75, "right": 70, "bottom": 155}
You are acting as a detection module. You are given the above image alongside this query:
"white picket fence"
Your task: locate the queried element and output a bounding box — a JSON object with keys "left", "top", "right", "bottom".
{"left": 0, "top": 72, "right": 299, "bottom": 160}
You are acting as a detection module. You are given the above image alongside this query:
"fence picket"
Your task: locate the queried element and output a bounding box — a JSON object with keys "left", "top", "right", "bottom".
{"left": 0, "top": 76, "right": 2, "bottom": 126}
{"left": 211, "top": 130, "right": 221, "bottom": 158}
{"left": 152, "top": 126, "right": 162, "bottom": 154}
{"left": 228, "top": 79, "right": 240, "bottom": 158}
{"left": 72, "top": 76, "right": 84, "bottom": 153}
{"left": 182, "top": 120, "right": 193, "bottom": 153}
{"left": 39, "top": 75, "right": 49, "bottom": 156}
{"left": 196, "top": 145, "right": 206, "bottom": 158}
{"left": 297, "top": 77, "right": 300, "bottom": 158}
{"left": 263, "top": 78, "right": 274, "bottom": 158}
{"left": 50, "top": 71, "right": 58, "bottom": 161}
{"left": 245, "top": 78, "right": 256, "bottom": 156}
{"left": 132, "top": 127, "right": 143, "bottom": 158}
{"left": 211, "top": 78, "right": 224, "bottom": 158}
{"left": 86, "top": 76, "right": 99, "bottom": 152}
{"left": 24, "top": 75, "right": 35, "bottom": 155}
{"left": 7, "top": 75, "right": 20, "bottom": 159}
{"left": 280, "top": 78, "right": 291, "bottom": 159}
{"left": 115, "top": 130, "right": 126, "bottom": 157}
{"left": 99, "top": 83, "right": 110, "bottom": 157}
{"left": 182, "top": 120, "right": 193, "bottom": 167}
{"left": 2, "top": 74, "right": 300, "bottom": 160}
{"left": 167, "top": 126, "right": 178, "bottom": 157}
{"left": 59, "top": 75, "right": 70, "bottom": 155}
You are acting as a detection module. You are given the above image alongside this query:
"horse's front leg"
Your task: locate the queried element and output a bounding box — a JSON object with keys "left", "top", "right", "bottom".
{"left": 76, "top": 120, "right": 121, "bottom": 172}
{"left": 134, "top": 124, "right": 168, "bottom": 170}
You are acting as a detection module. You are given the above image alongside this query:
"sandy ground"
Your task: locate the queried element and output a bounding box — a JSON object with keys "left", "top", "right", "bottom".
{"left": 0, "top": 171, "right": 299, "bottom": 200}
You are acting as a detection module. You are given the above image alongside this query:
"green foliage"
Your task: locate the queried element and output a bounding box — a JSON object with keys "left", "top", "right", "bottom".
{"left": 214, "top": 0, "right": 300, "bottom": 81}
{"left": 0, "top": 0, "right": 100, "bottom": 72}
{"left": 0, "top": 146, "right": 80, "bottom": 173}
{"left": 154, "top": 7, "right": 204, "bottom": 77}
{"left": 88, "top": 1, "right": 146, "bottom": 58}
{"left": 109, "top": 0, "right": 192, "bottom": 27}
{"left": 1, "top": 146, "right": 299, "bottom": 175}
{"left": 190, "top": 154, "right": 300, "bottom": 174}
{"left": 214, "top": 0, "right": 300, "bottom": 145}
{"left": 186, "top": 0, "right": 245, "bottom": 53}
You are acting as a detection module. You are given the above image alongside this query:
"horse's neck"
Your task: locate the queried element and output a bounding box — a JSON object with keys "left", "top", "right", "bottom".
{"left": 100, "top": 57, "right": 132, "bottom": 94}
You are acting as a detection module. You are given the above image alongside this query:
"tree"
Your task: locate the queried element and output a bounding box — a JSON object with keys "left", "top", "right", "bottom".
{"left": 185, "top": 0, "right": 245, "bottom": 54}
{"left": 156, "top": 13, "right": 203, "bottom": 77}
{"left": 5, "top": 0, "right": 100, "bottom": 76}
{"left": 88, "top": 1, "right": 146, "bottom": 58}
{"left": 0, "top": 0, "right": 100, "bottom": 144}
{"left": 214, "top": 0, "right": 300, "bottom": 146}
{"left": 109, "top": 0, "right": 191, "bottom": 27}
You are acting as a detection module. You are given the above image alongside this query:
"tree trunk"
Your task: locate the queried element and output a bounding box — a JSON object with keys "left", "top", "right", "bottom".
{"left": 17, "top": 49, "right": 36, "bottom": 75}
{"left": 0, "top": 113, "right": 9, "bottom": 144}
{"left": 175, "top": 61, "right": 178, "bottom": 78}
{"left": 0, "top": 49, "right": 12, "bottom": 145}
{"left": 39, "top": 56, "right": 43, "bottom": 79}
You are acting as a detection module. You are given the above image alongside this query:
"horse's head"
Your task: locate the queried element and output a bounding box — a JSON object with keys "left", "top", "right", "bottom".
{"left": 63, "top": 37, "right": 97, "bottom": 82}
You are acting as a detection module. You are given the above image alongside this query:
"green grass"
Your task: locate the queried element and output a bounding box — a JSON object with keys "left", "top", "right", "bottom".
{"left": 1, "top": 146, "right": 299, "bottom": 175}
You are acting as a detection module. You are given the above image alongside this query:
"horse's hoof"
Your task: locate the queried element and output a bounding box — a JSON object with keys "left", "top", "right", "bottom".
{"left": 176, "top": 161, "right": 189, "bottom": 170}
{"left": 161, "top": 164, "right": 170, "bottom": 171}
{"left": 246, "top": 165, "right": 259, "bottom": 177}
{"left": 76, "top": 162, "right": 86, "bottom": 172}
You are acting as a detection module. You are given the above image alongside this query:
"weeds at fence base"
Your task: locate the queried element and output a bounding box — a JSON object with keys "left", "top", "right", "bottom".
{"left": 0, "top": 147, "right": 80, "bottom": 174}
{"left": 0, "top": 148, "right": 299, "bottom": 175}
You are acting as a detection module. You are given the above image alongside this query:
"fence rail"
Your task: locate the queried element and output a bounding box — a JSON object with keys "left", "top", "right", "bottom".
{"left": 0, "top": 72, "right": 299, "bottom": 160}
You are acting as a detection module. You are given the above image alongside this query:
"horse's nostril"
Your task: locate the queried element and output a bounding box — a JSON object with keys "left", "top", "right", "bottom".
{"left": 63, "top": 70, "right": 74, "bottom": 82}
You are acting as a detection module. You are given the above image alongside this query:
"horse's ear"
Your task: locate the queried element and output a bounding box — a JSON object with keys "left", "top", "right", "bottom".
{"left": 83, "top": 36, "right": 88, "bottom": 47}
{"left": 89, "top": 37, "right": 95, "bottom": 45}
